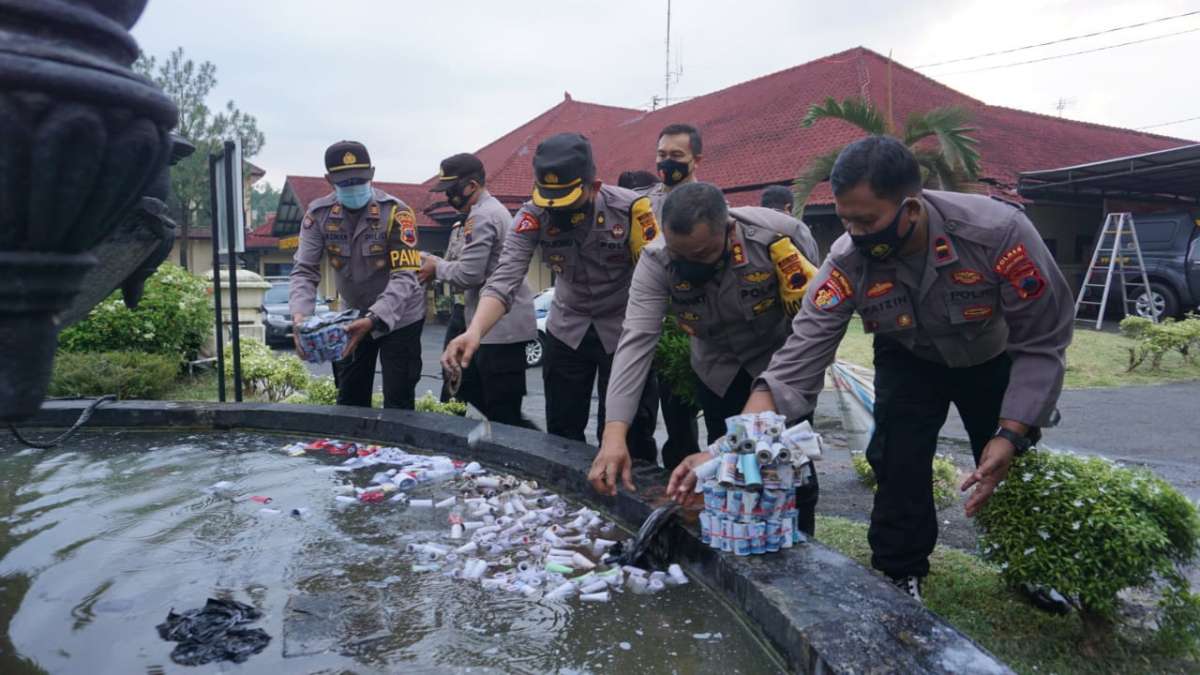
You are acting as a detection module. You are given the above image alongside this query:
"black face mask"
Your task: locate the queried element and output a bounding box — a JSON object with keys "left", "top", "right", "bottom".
{"left": 657, "top": 158, "right": 692, "bottom": 187}
{"left": 548, "top": 202, "right": 591, "bottom": 231}
{"left": 671, "top": 227, "right": 729, "bottom": 286}
{"left": 446, "top": 182, "right": 475, "bottom": 211}
{"left": 849, "top": 200, "right": 916, "bottom": 261}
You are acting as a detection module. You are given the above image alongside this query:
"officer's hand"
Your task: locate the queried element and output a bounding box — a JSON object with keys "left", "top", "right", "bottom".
{"left": 442, "top": 330, "right": 481, "bottom": 377}
{"left": 666, "top": 451, "right": 714, "bottom": 505}
{"left": 417, "top": 254, "right": 440, "bottom": 285}
{"left": 292, "top": 313, "right": 307, "bottom": 356}
{"left": 961, "top": 436, "right": 1017, "bottom": 517}
{"left": 588, "top": 428, "right": 635, "bottom": 497}
{"left": 341, "top": 317, "right": 374, "bottom": 359}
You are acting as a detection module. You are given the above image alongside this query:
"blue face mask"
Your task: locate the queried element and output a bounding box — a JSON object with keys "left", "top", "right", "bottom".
{"left": 335, "top": 182, "right": 372, "bottom": 210}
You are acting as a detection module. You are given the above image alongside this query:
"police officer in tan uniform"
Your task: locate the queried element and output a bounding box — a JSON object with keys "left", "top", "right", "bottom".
{"left": 419, "top": 153, "right": 538, "bottom": 428}
{"left": 670, "top": 136, "right": 1074, "bottom": 601}
{"left": 289, "top": 141, "right": 426, "bottom": 409}
{"left": 437, "top": 217, "right": 468, "bottom": 403}
{"left": 442, "top": 133, "right": 660, "bottom": 452}
{"left": 590, "top": 183, "right": 822, "bottom": 534}
{"left": 644, "top": 123, "right": 704, "bottom": 217}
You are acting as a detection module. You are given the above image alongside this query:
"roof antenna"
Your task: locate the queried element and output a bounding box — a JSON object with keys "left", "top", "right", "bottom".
{"left": 664, "top": 0, "right": 672, "bottom": 107}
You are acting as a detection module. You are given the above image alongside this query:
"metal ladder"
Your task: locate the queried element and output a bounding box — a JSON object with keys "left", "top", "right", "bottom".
{"left": 1074, "top": 212, "right": 1155, "bottom": 329}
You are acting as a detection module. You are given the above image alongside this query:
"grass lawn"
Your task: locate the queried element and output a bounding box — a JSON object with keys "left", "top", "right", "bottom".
{"left": 834, "top": 318, "right": 1200, "bottom": 388}
{"left": 815, "top": 515, "right": 1197, "bottom": 674}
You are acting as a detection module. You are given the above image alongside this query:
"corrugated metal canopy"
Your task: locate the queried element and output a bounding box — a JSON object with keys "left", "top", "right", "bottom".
{"left": 1018, "top": 144, "right": 1200, "bottom": 204}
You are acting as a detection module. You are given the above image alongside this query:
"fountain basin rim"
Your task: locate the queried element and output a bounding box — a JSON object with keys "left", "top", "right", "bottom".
{"left": 16, "top": 400, "right": 1011, "bottom": 675}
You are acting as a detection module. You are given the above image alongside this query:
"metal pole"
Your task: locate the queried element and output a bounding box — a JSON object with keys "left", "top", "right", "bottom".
{"left": 208, "top": 153, "right": 226, "bottom": 403}
{"left": 223, "top": 140, "right": 244, "bottom": 402}
{"left": 664, "top": 0, "right": 671, "bottom": 107}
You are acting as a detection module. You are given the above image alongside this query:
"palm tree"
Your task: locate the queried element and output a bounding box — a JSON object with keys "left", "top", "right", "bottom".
{"left": 791, "top": 96, "right": 981, "bottom": 215}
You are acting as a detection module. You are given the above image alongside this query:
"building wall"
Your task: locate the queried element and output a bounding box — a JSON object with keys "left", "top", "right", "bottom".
{"left": 1025, "top": 202, "right": 1104, "bottom": 295}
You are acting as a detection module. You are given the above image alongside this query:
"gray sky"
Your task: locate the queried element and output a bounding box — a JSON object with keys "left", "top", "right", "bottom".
{"left": 132, "top": 0, "right": 1200, "bottom": 188}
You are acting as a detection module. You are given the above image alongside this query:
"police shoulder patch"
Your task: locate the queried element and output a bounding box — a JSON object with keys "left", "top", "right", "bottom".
{"left": 631, "top": 196, "right": 658, "bottom": 242}
{"left": 515, "top": 212, "right": 540, "bottom": 234}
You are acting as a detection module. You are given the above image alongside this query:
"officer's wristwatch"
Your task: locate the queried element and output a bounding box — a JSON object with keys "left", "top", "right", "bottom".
{"left": 365, "top": 311, "right": 387, "bottom": 333}
{"left": 993, "top": 426, "right": 1033, "bottom": 456}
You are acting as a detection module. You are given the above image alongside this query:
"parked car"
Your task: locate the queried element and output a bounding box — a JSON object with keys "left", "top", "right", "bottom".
{"left": 1122, "top": 212, "right": 1200, "bottom": 319}
{"left": 525, "top": 287, "right": 554, "bottom": 367}
{"left": 261, "top": 282, "right": 331, "bottom": 346}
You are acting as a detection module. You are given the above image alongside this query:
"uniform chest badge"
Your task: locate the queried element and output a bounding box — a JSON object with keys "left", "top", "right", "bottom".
{"left": 548, "top": 254, "right": 565, "bottom": 263}
{"left": 331, "top": 203, "right": 342, "bottom": 217}
{"left": 612, "top": 222, "right": 626, "bottom": 239}
{"left": 680, "top": 311, "right": 701, "bottom": 321}
{"left": 674, "top": 281, "right": 692, "bottom": 292}
{"left": 731, "top": 242, "right": 747, "bottom": 267}
{"left": 463, "top": 218, "right": 474, "bottom": 244}
{"left": 368, "top": 202, "right": 380, "bottom": 219}
{"left": 752, "top": 298, "right": 776, "bottom": 315}
{"left": 678, "top": 321, "right": 696, "bottom": 336}
{"left": 866, "top": 280, "right": 894, "bottom": 298}
{"left": 934, "top": 236, "right": 952, "bottom": 262}
{"left": 597, "top": 213, "right": 606, "bottom": 225}
{"left": 897, "top": 313, "right": 914, "bottom": 328}
{"left": 963, "top": 305, "right": 994, "bottom": 320}
{"left": 742, "top": 271, "right": 771, "bottom": 284}
{"left": 952, "top": 269, "right": 983, "bottom": 285}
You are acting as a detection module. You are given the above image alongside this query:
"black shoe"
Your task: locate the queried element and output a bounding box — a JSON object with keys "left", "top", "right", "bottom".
{"left": 890, "top": 575, "right": 924, "bottom": 603}
{"left": 1018, "top": 583, "right": 1072, "bottom": 615}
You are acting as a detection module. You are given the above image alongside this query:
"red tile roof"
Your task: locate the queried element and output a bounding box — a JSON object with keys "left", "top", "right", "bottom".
{"left": 276, "top": 47, "right": 1193, "bottom": 226}
{"left": 578, "top": 47, "right": 1190, "bottom": 206}
{"left": 246, "top": 213, "right": 278, "bottom": 249}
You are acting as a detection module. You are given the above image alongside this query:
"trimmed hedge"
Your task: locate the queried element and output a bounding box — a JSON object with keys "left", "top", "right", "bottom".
{"left": 49, "top": 351, "right": 179, "bottom": 400}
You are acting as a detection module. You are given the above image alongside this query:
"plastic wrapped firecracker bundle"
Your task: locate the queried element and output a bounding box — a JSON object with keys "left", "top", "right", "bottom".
{"left": 283, "top": 439, "right": 691, "bottom": 604}
{"left": 296, "top": 310, "right": 359, "bottom": 363}
{"left": 693, "top": 412, "right": 824, "bottom": 556}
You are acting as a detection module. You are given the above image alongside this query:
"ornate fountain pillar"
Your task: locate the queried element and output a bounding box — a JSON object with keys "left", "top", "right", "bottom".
{"left": 0, "top": 0, "right": 179, "bottom": 421}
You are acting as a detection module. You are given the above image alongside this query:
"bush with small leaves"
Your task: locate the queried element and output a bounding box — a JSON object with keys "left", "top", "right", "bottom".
{"left": 851, "top": 451, "right": 960, "bottom": 509}
{"left": 415, "top": 391, "right": 467, "bottom": 416}
{"left": 978, "top": 450, "right": 1200, "bottom": 653}
{"left": 58, "top": 263, "right": 212, "bottom": 360}
{"left": 222, "top": 341, "right": 310, "bottom": 402}
{"left": 49, "top": 351, "right": 180, "bottom": 400}
{"left": 1121, "top": 315, "right": 1200, "bottom": 371}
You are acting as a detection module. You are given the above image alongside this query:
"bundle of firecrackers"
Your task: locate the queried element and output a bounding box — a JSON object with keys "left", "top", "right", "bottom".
{"left": 277, "top": 438, "right": 689, "bottom": 603}
{"left": 295, "top": 311, "right": 359, "bottom": 364}
{"left": 692, "top": 412, "right": 823, "bottom": 556}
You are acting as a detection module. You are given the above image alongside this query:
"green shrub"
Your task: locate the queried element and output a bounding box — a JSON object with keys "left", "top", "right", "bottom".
{"left": 49, "top": 351, "right": 179, "bottom": 400}
{"left": 851, "top": 451, "right": 959, "bottom": 508}
{"left": 978, "top": 450, "right": 1200, "bottom": 653}
{"left": 222, "top": 341, "right": 309, "bottom": 402}
{"left": 58, "top": 263, "right": 212, "bottom": 360}
{"left": 1121, "top": 315, "right": 1200, "bottom": 371}
{"left": 416, "top": 391, "right": 467, "bottom": 416}
{"left": 654, "top": 318, "right": 699, "bottom": 408}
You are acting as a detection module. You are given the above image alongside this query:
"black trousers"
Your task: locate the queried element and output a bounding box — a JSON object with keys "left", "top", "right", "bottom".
{"left": 543, "top": 326, "right": 658, "bottom": 462}
{"left": 440, "top": 303, "right": 467, "bottom": 403}
{"left": 457, "top": 341, "right": 538, "bottom": 430}
{"left": 658, "top": 370, "right": 700, "bottom": 471}
{"left": 867, "top": 337, "right": 1012, "bottom": 578}
{"left": 696, "top": 368, "right": 819, "bottom": 536}
{"left": 332, "top": 319, "right": 423, "bottom": 410}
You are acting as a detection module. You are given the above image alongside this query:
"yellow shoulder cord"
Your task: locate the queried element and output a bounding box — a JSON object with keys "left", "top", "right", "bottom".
{"left": 769, "top": 236, "right": 819, "bottom": 317}
{"left": 628, "top": 196, "right": 659, "bottom": 263}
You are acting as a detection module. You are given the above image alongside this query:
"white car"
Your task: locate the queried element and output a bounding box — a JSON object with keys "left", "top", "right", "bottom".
{"left": 526, "top": 287, "right": 554, "bottom": 367}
